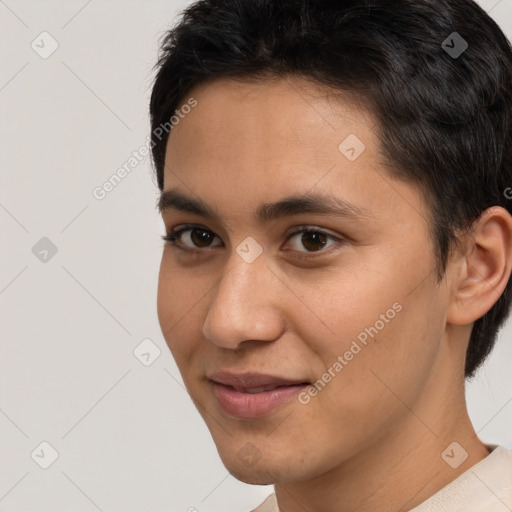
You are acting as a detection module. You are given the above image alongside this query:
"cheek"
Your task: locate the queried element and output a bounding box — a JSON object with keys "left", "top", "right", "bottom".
{"left": 156, "top": 257, "right": 176, "bottom": 337}
{"left": 303, "top": 283, "right": 445, "bottom": 431}
{"left": 289, "top": 254, "right": 444, "bottom": 394}
{"left": 157, "top": 255, "right": 201, "bottom": 361}
{"left": 287, "top": 268, "right": 400, "bottom": 361}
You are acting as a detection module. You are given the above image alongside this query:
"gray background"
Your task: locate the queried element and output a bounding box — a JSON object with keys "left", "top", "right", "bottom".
{"left": 1, "top": 1, "right": 511, "bottom": 511}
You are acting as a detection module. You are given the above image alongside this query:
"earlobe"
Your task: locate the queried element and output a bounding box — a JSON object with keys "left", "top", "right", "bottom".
{"left": 447, "top": 206, "right": 512, "bottom": 326}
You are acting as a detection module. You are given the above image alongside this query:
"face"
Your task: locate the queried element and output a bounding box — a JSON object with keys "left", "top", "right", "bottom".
{"left": 157, "top": 77, "right": 454, "bottom": 484}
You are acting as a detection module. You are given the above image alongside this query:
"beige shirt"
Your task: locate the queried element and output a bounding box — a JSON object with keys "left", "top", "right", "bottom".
{"left": 250, "top": 445, "right": 512, "bottom": 512}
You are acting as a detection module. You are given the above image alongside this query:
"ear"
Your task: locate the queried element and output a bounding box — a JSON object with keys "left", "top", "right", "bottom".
{"left": 447, "top": 206, "right": 512, "bottom": 326}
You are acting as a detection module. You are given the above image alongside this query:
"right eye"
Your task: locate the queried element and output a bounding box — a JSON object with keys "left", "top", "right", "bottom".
{"left": 161, "top": 225, "right": 223, "bottom": 250}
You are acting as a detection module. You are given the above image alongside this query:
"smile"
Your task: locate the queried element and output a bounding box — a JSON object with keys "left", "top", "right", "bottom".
{"left": 210, "top": 380, "right": 309, "bottom": 419}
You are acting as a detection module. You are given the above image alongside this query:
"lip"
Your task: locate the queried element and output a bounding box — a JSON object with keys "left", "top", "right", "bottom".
{"left": 208, "top": 371, "right": 309, "bottom": 390}
{"left": 208, "top": 371, "right": 309, "bottom": 419}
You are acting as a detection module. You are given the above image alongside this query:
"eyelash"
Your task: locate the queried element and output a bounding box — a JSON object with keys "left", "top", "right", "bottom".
{"left": 161, "top": 224, "right": 345, "bottom": 259}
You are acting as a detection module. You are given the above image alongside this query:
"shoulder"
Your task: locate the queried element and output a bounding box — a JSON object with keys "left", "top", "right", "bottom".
{"left": 411, "top": 445, "right": 512, "bottom": 512}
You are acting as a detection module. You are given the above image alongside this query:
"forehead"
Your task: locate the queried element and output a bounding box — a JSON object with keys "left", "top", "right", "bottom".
{"left": 164, "top": 76, "right": 377, "bottom": 185}
{"left": 168, "top": 76, "right": 375, "bottom": 149}
{"left": 161, "top": 76, "right": 430, "bottom": 234}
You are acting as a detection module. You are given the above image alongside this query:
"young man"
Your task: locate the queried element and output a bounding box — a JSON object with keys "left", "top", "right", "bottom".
{"left": 150, "top": 0, "right": 512, "bottom": 510}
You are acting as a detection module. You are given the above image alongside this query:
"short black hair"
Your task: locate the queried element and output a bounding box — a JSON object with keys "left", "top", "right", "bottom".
{"left": 149, "top": 0, "right": 512, "bottom": 378}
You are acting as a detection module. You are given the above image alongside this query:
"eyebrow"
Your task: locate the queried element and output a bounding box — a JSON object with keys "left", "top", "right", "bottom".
{"left": 157, "top": 189, "right": 374, "bottom": 223}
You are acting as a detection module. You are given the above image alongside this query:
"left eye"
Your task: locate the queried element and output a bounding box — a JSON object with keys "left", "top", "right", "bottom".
{"left": 286, "top": 228, "right": 341, "bottom": 253}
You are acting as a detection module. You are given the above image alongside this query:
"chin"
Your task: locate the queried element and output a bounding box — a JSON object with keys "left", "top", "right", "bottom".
{"left": 216, "top": 445, "right": 306, "bottom": 485}
{"left": 229, "top": 469, "right": 277, "bottom": 485}
{"left": 222, "top": 460, "right": 281, "bottom": 485}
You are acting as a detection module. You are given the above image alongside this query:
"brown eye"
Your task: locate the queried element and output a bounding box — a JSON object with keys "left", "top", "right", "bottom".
{"left": 162, "top": 224, "right": 344, "bottom": 257}
{"left": 300, "top": 231, "right": 328, "bottom": 252}
{"left": 162, "top": 226, "right": 222, "bottom": 249}
{"left": 286, "top": 227, "right": 340, "bottom": 254}
{"left": 190, "top": 228, "right": 215, "bottom": 247}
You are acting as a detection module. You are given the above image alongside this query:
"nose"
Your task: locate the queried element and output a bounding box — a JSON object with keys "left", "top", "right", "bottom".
{"left": 202, "top": 252, "right": 286, "bottom": 350}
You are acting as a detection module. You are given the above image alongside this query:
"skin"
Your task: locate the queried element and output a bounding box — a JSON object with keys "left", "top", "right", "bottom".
{"left": 156, "top": 76, "right": 512, "bottom": 512}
